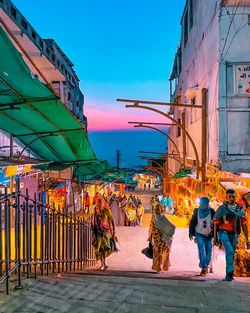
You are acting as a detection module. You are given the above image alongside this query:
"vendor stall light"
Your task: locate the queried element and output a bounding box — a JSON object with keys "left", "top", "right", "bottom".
{"left": 195, "top": 198, "right": 200, "bottom": 204}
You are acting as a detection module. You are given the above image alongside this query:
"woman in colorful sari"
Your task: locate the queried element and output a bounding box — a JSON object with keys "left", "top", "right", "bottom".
{"left": 118, "top": 194, "right": 127, "bottom": 226}
{"left": 92, "top": 197, "right": 116, "bottom": 270}
{"left": 125, "top": 199, "right": 138, "bottom": 226}
{"left": 110, "top": 194, "right": 119, "bottom": 225}
{"left": 148, "top": 204, "right": 176, "bottom": 273}
{"left": 136, "top": 200, "right": 144, "bottom": 226}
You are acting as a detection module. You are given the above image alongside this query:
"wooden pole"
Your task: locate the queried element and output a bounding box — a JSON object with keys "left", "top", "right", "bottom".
{"left": 164, "top": 153, "right": 169, "bottom": 194}
{"left": 181, "top": 112, "right": 187, "bottom": 168}
{"left": 125, "top": 104, "right": 200, "bottom": 179}
{"left": 201, "top": 88, "right": 208, "bottom": 189}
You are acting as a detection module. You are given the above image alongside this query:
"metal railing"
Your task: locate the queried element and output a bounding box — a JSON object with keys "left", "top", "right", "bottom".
{"left": 0, "top": 180, "right": 96, "bottom": 294}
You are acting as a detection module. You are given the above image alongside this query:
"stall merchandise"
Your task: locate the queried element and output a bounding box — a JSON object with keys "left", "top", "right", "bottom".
{"left": 167, "top": 165, "right": 250, "bottom": 278}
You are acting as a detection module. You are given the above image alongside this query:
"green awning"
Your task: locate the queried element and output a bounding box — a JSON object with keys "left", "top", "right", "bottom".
{"left": 173, "top": 169, "right": 192, "bottom": 179}
{"left": 74, "top": 160, "right": 113, "bottom": 182}
{"left": 0, "top": 27, "right": 96, "bottom": 163}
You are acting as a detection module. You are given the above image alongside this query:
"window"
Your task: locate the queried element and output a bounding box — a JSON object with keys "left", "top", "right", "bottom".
{"left": 189, "top": 0, "right": 193, "bottom": 29}
{"left": 10, "top": 6, "right": 17, "bottom": 19}
{"left": 21, "top": 19, "right": 28, "bottom": 30}
{"left": 51, "top": 53, "right": 55, "bottom": 62}
{"left": 31, "top": 30, "right": 36, "bottom": 40}
{"left": 235, "top": 64, "right": 250, "bottom": 96}
{"left": 190, "top": 97, "right": 197, "bottom": 124}
{"left": 39, "top": 39, "right": 44, "bottom": 49}
{"left": 67, "top": 92, "right": 71, "bottom": 101}
{"left": 57, "top": 60, "right": 60, "bottom": 67}
{"left": 46, "top": 47, "right": 50, "bottom": 55}
{"left": 52, "top": 81, "right": 60, "bottom": 97}
{"left": 226, "top": 64, "right": 234, "bottom": 96}
{"left": 177, "top": 118, "right": 181, "bottom": 137}
{"left": 183, "top": 11, "right": 188, "bottom": 47}
{"left": 228, "top": 112, "right": 250, "bottom": 155}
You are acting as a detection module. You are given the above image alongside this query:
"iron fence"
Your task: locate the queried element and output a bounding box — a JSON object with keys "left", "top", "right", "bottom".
{"left": 0, "top": 179, "right": 96, "bottom": 294}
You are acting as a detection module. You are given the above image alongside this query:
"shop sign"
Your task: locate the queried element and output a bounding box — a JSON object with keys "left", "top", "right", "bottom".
{"left": 4, "top": 165, "right": 32, "bottom": 177}
{"left": 45, "top": 167, "right": 73, "bottom": 180}
{"left": 236, "top": 64, "right": 250, "bottom": 95}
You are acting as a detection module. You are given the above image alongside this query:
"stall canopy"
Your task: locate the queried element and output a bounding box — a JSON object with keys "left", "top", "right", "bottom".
{"left": 34, "top": 160, "right": 113, "bottom": 182}
{"left": 173, "top": 169, "right": 192, "bottom": 179}
{"left": 0, "top": 27, "right": 96, "bottom": 163}
{"left": 73, "top": 160, "right": 114, "bottom": 182}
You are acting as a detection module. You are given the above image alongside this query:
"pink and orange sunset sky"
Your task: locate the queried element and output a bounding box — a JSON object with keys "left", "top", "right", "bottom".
{"left": 13, "top": 0, "right": 186, "bottom": 166}
{"left": 12, "top": 0, "right": 185, "bottom": 132}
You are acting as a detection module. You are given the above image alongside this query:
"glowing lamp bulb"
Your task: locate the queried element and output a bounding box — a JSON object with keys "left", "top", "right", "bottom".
{"left": 195, "top": 198, "right": 200, "bottom": 204}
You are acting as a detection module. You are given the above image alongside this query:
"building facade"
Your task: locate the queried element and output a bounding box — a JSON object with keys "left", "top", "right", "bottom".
{"left": 0, "top": 0, "right": 87, "bottom": 157}
{"left": 169, "top": 0, "right": 250, "bottom": 174}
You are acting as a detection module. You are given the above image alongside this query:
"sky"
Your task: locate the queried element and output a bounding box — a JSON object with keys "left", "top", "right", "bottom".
{"left": 12, "top": 0, "right": 186, "bottom": 166}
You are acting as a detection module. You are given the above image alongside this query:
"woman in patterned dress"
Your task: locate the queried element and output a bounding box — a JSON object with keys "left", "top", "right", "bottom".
{"left": 148, "top": 204, "right": 176, "bottom": 273}
{"left": 92, "top": 197, "right": 116, "bottom": 270}
{"left": 125, "top": 199, "right": 138, "bottom": 226}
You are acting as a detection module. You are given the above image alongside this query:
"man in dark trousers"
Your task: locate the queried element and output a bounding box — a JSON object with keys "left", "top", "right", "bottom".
{"left": 214, "top": 189, "right": 250, "bottom": 281}
{"left": 189, "top": 197, "right": 215, "bottom": 276}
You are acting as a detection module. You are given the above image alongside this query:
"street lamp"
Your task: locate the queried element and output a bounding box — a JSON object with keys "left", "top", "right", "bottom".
{"left": 129, "top": 121, "right": 183, "bottom": 167}
{"left": 117, "top": 95, "right": 208, "bottom": 184}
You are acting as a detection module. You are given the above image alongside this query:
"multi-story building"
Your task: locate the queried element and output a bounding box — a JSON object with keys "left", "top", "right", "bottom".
{"left": 0, "top": 0, "right": 87, "bottom": 157}
{"left": 169, "top": 0, "right": 250, "bottom": 174}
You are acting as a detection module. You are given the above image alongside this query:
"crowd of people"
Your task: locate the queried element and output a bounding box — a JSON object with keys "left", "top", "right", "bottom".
{"left": 109, "top": 193, "right": 145, "bottom": 227}
{"left": 90, "top": 187, "right": 250, "bottom": 281}
{"left": 90, "top": 191, "right": 145, "bottom": 270}
{"left": 189, "top": 190, "right": 250, "bottom": 281}
{"left": 150, "top": 194, "right": 175, "bottom": 215}
{"left": 148, "top": 189, "right": 250, "bottom": 280}
{"left": 83, "top": 191, "right": 145, "bottom": 227}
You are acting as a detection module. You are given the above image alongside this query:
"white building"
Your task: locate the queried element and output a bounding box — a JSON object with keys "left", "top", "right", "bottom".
{"left": 169, "top": 0, "right": 250, "bottom": 174}
{"left": 0, "top": 0, "right": 87, "bottom": 158}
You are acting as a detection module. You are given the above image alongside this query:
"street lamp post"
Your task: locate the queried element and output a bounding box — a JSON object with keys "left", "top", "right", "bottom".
{"left": 129, "top": 122, "right": 183, "bottom": 166}
{"left": 130, "top": 121, "right": 183, "bottom": 193}
{"left": 118, "top": 96, "right": 209, "bottom": 187}
{"left": 118, "top": 99, "right": 200, "bottom": 179}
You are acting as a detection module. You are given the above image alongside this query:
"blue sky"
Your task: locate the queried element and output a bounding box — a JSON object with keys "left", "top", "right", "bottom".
{"left": 12, "top": 0, "right": 185, "bottom": 166}
{"left": 12, "top": 0, "right": 185, "bottom": 130}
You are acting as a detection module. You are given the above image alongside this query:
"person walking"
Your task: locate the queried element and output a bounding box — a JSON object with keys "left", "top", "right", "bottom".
{"left": 148, "top": 204, "right": 176, "bottom": 273}
{"left": 166, "top": 195, "right": 174, "bottom": 214}
{"left": 150, "top": 196, "right": 158, "bottom": 214}
{"left": 125, "top": 198, "right": 138, "bottom": 226}
{"left": 160, "top": 195, "right": 168, "bottom": 213}
{"left": 110, "top": 194, "right": 119, "bottom": 225}
{"left": 92, "top": 197, "right": 117, "bottom": 271}
{"left": 83, "top": 192, "right": 90, "bottom": 214}
{"left": 189, "top": 197, "right": 215, "bottom": 276}
{"left": 136, "top": 200, "right": 145, "bottom": 226}
{"left": 118, "top": 193, "right": 127, "bottom": 226}
{"left": 214, "top": 189, "right": 250, "bottom": 281}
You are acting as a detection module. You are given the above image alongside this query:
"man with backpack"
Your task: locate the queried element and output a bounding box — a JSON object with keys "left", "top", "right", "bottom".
{"left": 189, "top": 197, "right": 215, "bottom": 276}
{"left": 214, "top": 189, "right": 250, "bottom": 281}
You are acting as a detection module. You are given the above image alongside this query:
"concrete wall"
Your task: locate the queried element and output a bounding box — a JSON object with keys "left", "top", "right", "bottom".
{"left": 218, "top": 4, "right": 250, "bottom": 172}
{"left": 169, "top": 0, "right": 220, "bottom": 174}
{"left": 0, "top": 0, "right": 87, "bottom": 158}
{"left": 169, "top": 0, "right": 250, "bottom": 174}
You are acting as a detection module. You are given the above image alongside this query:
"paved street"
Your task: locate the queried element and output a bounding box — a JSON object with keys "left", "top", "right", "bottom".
{"left": 107, "top": 227, "right": 227, "bottom": 278}
{"left": 1, "top": 273, "right": 250, "bottom": 313}
{"left": 2, "top": 191, "right": 250, "bottom": 313}
{"left": 132, "top": 189, "right": 159, "bottom": 213}
{"left": 2, "top": 223, "right": 250, "bottom": 313}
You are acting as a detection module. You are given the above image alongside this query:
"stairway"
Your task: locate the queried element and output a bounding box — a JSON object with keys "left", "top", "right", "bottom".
{"left": 106, "top": 226, "right": 226, "bottom": 278}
